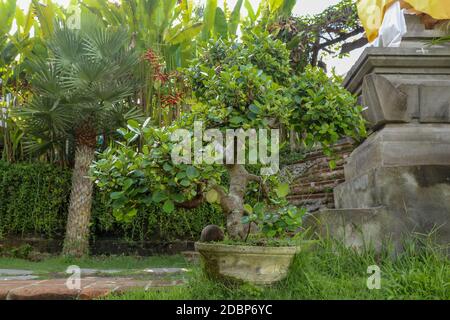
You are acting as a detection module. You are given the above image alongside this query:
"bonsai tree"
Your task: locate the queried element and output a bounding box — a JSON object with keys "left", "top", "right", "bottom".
{"left": 18, "top": 21, "right": 140, "bottom": 257}
{"left": 186, "top": 27, "right": 366, "bottom": 239}
{"left": 91, "top": 27, "right": 366, "bottom": 243}
{"left": 185, "top": 28, "right": 292, "bottom": 239}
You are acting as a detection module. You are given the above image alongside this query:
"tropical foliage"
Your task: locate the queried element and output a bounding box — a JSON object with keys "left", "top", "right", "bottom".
{"left": 16, "top": 19, "right": 141, "bottom": 256}
{"left": 92, "top": 119, "right": 222, "bottom": 223}
{"left": 0, "top": 161, "right": 224, "bottom": 242}
{"left": 289, "top": 66, "right": 366, "bottom": 162}
{"left": 0, "top": 0, "right": 367, "bottom": 255}
{"left": 270, "top": 0, "right": 365, "bottom": 72}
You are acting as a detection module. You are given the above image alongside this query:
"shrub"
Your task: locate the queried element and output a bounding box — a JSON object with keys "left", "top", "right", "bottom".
{"left": 0, "top": 161, "right": 223, "bottom": 241}
{"left": 91, "top": 201, "right": 224, "bottom": 242}
{"left": 0, "top": 161, "right": 71, "bottom": 238}
{"left": 289, "top": 66, "right": 367, "bottom": 160}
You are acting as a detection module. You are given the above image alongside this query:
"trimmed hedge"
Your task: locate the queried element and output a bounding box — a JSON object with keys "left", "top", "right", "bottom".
{"left": 0, "top": 161, "right": 224, "bottom": 241}
{"left": 0, "top": 161, "right": 71, "bottom": 238}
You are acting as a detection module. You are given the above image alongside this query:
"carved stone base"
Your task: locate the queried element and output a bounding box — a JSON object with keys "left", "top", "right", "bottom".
{"left": 343, "top": 123, "right": 450, "bottom": 180}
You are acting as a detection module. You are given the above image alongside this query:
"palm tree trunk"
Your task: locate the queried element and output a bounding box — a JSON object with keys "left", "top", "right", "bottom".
{"left": 62, "top": 143, "right": 95, "bottom": 257}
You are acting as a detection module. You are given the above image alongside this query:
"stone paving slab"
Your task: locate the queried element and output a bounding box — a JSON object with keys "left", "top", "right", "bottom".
{"left": 79, "top": 268, "right": 122, "bottom": 275}
{"left": 143, "top": 267, "right": 188, "bottom": 275}
{"left": 0, "top": 269, "right": 34, "bottom": 276}
{"left": 0, "top": 275, "right": 39, "bottom": 281}
{"left": 0, "top": 277, "right": 185, "bottom": 300}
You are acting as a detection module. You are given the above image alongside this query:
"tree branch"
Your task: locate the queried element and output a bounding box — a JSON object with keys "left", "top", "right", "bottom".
{"left": 247, "top": 173, "right": 270, "bottom": 199}
{"left": 340, "top": 36, "right": 368, "bottom": 55}
{"left": 319, "top": 27, "right": 364, "bottom": 50}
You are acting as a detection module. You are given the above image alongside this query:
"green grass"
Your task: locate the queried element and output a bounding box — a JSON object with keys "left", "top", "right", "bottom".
{"left": 106, "top": 239, "right": 450, "bottom": 300}
{"left": 0, "top": 254, "right": 187, "bottom": 276}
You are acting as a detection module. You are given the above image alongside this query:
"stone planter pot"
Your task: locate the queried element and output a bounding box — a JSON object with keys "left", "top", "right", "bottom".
{"left": 195, "top": 242, "right": 302, "bottom": 285}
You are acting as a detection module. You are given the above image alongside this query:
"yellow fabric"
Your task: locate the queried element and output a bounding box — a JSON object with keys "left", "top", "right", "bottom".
{"left": 357, "top": 0, "right": 450, "bottom": 42}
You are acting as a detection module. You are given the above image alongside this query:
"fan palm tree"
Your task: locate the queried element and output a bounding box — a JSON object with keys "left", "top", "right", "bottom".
{"left": 17, "top": 21, "right": 140, "bottom": 257}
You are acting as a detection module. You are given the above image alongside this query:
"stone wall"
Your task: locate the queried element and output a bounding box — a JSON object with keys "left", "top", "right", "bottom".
{"left": 306, "top": 16, "right": 450, "bottom": 253}
{"left": 284, "top": 140, "right": 355, "bottom": 212}
{"left": 0, "top": 237, "right": 194, "bottom": 256}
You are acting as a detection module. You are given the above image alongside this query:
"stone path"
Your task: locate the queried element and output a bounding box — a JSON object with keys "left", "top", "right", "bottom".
{"left": 0, "top": 268, "right": 187, "bottom": 300}
{"left": 0, "top": 277, "right": 185, "bottom": 300}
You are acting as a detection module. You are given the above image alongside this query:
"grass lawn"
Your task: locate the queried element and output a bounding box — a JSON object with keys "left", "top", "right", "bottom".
{"left": 0, "top": 254, "right": 187, "bottom": 276}
{"left": 106, "top": 239, "right": 450, "bottom": 300}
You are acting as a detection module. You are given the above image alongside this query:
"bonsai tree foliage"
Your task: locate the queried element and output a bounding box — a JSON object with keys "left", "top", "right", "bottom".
{"left": 91, "top": 120, "right": 222, "bottom": 223}
{"left": 18, "top": 20, "right": 140, "bottom": 257}
{"left": 290, "top": 66, "right": 367, "bottom": 164}
{"left": 91, "top": 26, "right": 366, "bottom": 242}
{"left": 186, "top": 27, "right": 366, "bottom": 239}
{"left": 185, "top": 27, "right": 292, "bottom": 239}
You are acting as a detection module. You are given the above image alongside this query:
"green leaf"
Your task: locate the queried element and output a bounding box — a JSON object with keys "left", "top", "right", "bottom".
{"left": 162, "top": 200, "right": 175, "bottom": 213}
{"left": 253, "top": 202, "right": 265, "bottom": 215}
{"left": 0, "top": 0, "right": 16, "bottom": 36}
{"left": 110, "top": 191, "right": 124, "bottom": 200}
{"left": 167, "top": 22, "right": 203, "bottom": 45}
{"left": 152, "top": 191, "right": 168, "bottom": 203}
{"left": 123, "top": 178, "right": 134, "bottom": 191}
{"left": 275, "top": 183, "right": 290, "bottom": 198}
{"left": 243, "top": 204, "right": 253, "bottom": 214}
{"left": 329, "top": 160, "right": 336, "bottom": 170}
{"left": 241, "top": 215, "right": 250, "bottom": 224}
{"left": 214, "top": 7, "right": 228, "bottom": 39}
{"left": 176, "top": 171, "right": 187, "bottom": 180}
{"left": 127, "top": 119, "right": 140, "bottom": 129}
{"left": 186, "top": 166, "right": 199, "bottom": 179}
{"left": 205, "top": 189, "right": 219, "bottom": 203}
{"left": 202, "top": 0, "right": 217, "bottom": 40}
{"left": 230, "top": 116, "right": 244, "bottom": 124}
{"left": 171, "top": 193, "right": 185, "bottom": 203}
{"left": 180, "top": 179, "right": 191, "bottom": 187}
{"left": 249, "top": 104, "right": 260, "bottom": 114}
{"left": 228, "top": 0, "right": 243, "bottom": 36}
{"left": 163, "top": 163, "right": 173, "bottom": 172}
{"left": 244, "top": 0, "right": 256, "bottom": 22}
{"left": 126, "top": 208, "right": 137, "bottom": 218}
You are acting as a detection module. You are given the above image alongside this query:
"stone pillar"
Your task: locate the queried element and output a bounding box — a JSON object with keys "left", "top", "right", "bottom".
{"left": 307, "top": 15, "right": 450, "bottom": 253}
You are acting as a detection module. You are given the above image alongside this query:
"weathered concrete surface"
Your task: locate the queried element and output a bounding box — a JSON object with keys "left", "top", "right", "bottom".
{"left": 195, "top": 242, "right": 300, "bottom": 285}
{"left": 304, "top": 207, "right": 407, "bottom": 253}
{"left": 361, "top": 74, "right": 450, "bottom": 128}
{"left": 0, "top": 269, "right": 38, "bottom": 281}
{"left": 319, "top": 18, "right": 450, "bottom": 253}
{"left": 343, "top": 124, "right": 450, "bottom": 180}
{"left": 400, "top": 15, "right": 450, "bottom": 49}
{"left": 334, "top": 166, "right": 450, "bottom": 246}
{"left": 1, "top": 276, "right": 39, "bottom": 281}
{"left": 343, "top": 48, "right": 450, "bottom": 96}
{"left": 143, "top": 268, "right": 188, "bottom": 275}
{"left": 0, "top": 269, "right": 34, "bottom": 276}
{"left": 362, "top": 74, "right": 409, "bottom": 128}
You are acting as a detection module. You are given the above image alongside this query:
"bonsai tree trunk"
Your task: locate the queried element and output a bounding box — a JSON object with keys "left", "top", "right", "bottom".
{"left": 62, "top": 126, "right": 96, "bottom": 257}
{"left": 213, "top": 164, "right": 268, "bottom": 240}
